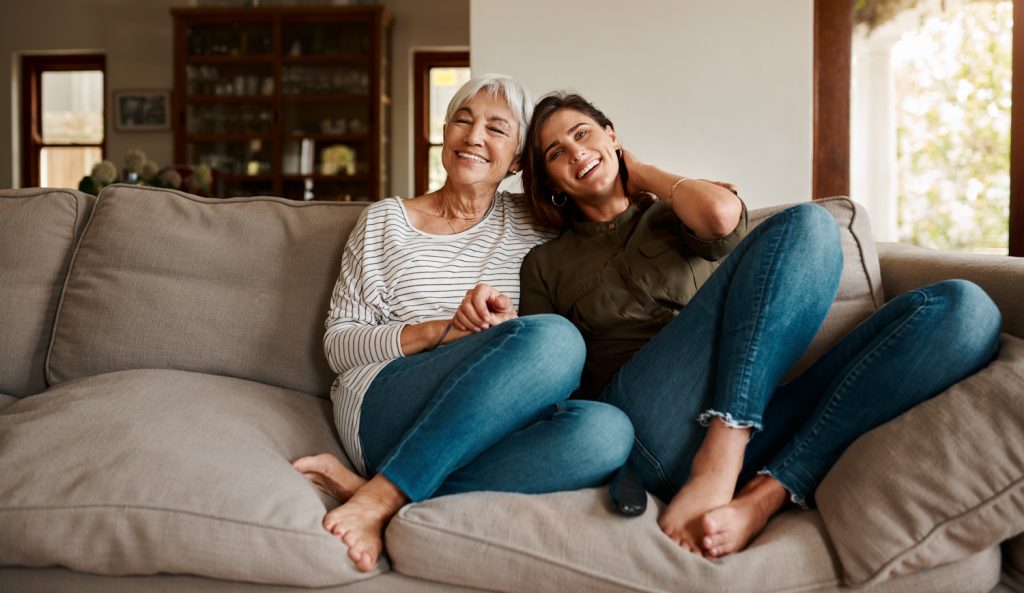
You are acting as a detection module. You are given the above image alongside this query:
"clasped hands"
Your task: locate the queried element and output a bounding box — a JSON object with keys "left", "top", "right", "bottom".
{"left": 452, "top": 282, "right": 516, "bottom": 334}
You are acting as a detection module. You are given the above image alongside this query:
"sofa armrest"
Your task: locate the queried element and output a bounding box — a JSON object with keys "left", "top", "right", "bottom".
{"left": 877, "top": 242, "right": 1024, "bottom": 339}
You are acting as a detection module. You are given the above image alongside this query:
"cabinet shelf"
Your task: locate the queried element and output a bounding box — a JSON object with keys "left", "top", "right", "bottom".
{"left": 185, "top": 55, "right": 274, "bottom": 63}
{"left": 173, "top": 6, "right": 392, "bottom": 201}
{"left": 280, "top": 94, "right": 370, "bottom": 103}
{"left": 281, "top": 54, "right": 370, "bottom": 64}
{"left": 186, "top": 134, "right": 275, "bottom": 142}
{"left": 184, "top": 95, "right": 275, "bottom": 103}
{"left": 284, "top": 133, "right": 369, "bottom": 142}
{"left": 281, "top": 174, "right": 369, "bottom": 182}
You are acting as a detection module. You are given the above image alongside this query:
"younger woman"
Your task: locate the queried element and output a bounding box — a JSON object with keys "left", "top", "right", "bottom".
{"left": 459, "top": 91, "right": 1002, "bottom": 558}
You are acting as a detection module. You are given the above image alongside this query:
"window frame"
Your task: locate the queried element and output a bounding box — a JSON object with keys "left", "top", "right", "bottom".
{"left": 813, "top": 0, "right": 1022, "bottom": 256}
{"left": 20, "top": 54, "right": 107, "bottom": 188}
{"left": 412, "top": 50, "right": 469, "bottom": 197}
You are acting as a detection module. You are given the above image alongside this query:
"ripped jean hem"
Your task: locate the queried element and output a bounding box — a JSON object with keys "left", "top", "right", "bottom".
{"left": 697, "top": 409, "right": 762, "bottom": 432}
{"left": 757, "top": 468, "right": 809, "bottom": 509}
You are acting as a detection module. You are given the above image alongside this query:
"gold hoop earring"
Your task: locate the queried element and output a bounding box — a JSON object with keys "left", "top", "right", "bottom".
{"left": 550, "top": 193, "right": 567, "bottom": 207}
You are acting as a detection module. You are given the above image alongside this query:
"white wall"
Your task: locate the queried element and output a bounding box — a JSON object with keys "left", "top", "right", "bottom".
{"left": 471, "top": 0, "right": 814, "bottom": 208}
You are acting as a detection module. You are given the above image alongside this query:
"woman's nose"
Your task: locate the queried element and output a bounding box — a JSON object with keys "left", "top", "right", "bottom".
{"left": 465, "top": 123, "right": 485, "bottom": 145}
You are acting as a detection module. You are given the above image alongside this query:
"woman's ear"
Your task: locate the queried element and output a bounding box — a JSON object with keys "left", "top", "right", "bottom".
{"left": 606, "top": 126, "right": 619, "bottom": 148}
{"left": 508, "top": 157, "right": 521, "bottom": 176}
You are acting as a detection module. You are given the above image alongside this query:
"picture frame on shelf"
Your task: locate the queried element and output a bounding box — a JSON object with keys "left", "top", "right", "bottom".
{"left": 114, "top": 90, "right": 170, "bottom": 131}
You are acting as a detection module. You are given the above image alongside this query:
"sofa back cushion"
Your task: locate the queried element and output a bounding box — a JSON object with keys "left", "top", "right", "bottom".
{"left": 0, "top": 189, "right": 95, "bottom": 397}
{"left": 47, "top": 185, "right": 365, "bottom": 396}
{"left": 748, "top": 197, "right": 883, "bottom": 378}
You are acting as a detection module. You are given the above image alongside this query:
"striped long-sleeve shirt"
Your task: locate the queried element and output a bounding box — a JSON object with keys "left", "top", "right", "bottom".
{"left": 325, "top": 193, "right": 557, "bottom": 474}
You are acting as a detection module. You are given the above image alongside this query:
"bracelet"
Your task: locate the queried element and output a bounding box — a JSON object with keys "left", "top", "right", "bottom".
{"left": 666, "top": 177, "right": 692, "bottom": 205}
{"left": 432, "top": 322, "right": 453, "bottom": 350}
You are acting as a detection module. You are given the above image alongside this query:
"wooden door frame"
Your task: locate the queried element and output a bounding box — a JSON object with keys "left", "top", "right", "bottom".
{"left": 412, "top": 50, "right": 469, "bottom": 197}
{"left": 813, "top": 0, "right": 1021, "bottom": 256}
{"left": 20, "top": 54, "right": 106, "bottom": 188}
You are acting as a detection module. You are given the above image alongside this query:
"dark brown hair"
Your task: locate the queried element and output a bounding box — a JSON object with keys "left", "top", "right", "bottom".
{"left": 522, "top": 92, "right": 631, "bottom": 228}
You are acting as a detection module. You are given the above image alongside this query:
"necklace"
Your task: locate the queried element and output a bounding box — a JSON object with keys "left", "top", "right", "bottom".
{"left": 434, "top": 193, "right": 486, "bottom": 234}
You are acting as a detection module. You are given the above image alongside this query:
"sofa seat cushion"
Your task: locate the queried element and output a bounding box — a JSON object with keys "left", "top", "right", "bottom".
{"left": 47, "top": 185, "right": 367, "bottom": 396}
{"left": 386, "top": 488, "right": 1000, "bottom": 593}
{"left": 0, "top": 567, "right": 487, "bottom": 593}
{"left": 0, "top": 394, "right": 15, "bottom": 411}
{"left": 817, "top": 334, "right": 1024, "bottom": 586}
{"left": 749, "top": 197, "right": 883, "bottom": 379}
{"left": 0, "top": 369, "right": 378, "bottom": 587}
{"left": 0, "top": 189, "right": 94, "bottom": 397}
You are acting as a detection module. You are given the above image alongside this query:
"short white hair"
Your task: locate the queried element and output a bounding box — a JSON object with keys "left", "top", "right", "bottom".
{"left": 444, "top": 74, "right": 533, "bottom": 156}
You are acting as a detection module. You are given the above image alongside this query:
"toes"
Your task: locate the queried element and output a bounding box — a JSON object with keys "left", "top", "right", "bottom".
{"left": 703, "top": 513, "right": 720, "bottom": 535}
{"left": 356, "top": 551, "right": 376, "bottom": 572}
{"left": 292, "top": 455, "right": 320, "bottom": 472}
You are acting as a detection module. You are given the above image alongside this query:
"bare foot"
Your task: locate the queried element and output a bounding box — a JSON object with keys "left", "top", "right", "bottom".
{"left": 701, "top": 474, "right": 789, "bottom": 558}
{"left": 659, "top": 468, "right": 739, "bottom": 555}
{"left": 322, "top": 475, "right": 407, "bottom": 572}
{"left": 658, "top": 418, "right": 749, "bottom": 556}
{"left": 292, "top": 453, "right": 367, "bottom": 502}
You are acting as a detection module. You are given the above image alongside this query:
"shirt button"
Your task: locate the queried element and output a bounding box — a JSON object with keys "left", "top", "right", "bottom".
{"left": 607, "top": 223, "right": 615, "bottom": 230}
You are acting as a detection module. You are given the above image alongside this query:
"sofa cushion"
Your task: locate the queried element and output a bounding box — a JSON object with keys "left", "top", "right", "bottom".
{"left": 0, "top": 369, "right": 379, "bottom": 587}
{"left": 749, "top": 197, "right": 883, "bottom": 379}
{"left": 0, "top": 189, "right": 94, "bottom": 397}
{"left": 0, "top": 567, "right": 484, "bottom": 593}
{"left": 386, "top": 488, "right": 1001, "bottom": 593}
{"left": 0, "top": 394, "right": 15, "bottom": 411}
{"left": 817, "top": 333, "right": 1024, "bottom": 586}
{"left": 47, "top": 185, "right": 366, "bottom": 396}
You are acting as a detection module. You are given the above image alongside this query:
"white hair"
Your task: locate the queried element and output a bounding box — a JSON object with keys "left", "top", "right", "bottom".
{"left": 444, "top": 74, "right": 533, "bottom": 156}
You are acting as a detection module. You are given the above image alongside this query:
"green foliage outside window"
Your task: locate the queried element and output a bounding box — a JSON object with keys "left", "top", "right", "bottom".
{"left": 893, "top": 1, "right": 1011, "bottom": 253}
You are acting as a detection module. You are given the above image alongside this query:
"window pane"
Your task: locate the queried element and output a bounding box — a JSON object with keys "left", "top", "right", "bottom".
{"left": 40, "top": 146, "right": 102, "bottom": 188}
{"left": 41, "top": 70, "right": 104, "bottom": 144}
{"left": 428, "top": 145, "right": 446, "bottom": 193}
{"left": 851, "top": 1, "right": 1011, "bottom": 254}
{"left": 428, "top": 67, "right": 471, "bottom": 144}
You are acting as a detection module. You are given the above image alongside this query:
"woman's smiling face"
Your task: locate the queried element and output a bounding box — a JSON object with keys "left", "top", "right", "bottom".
{"left": 539, "top": 107, "right": 620, "bottom": 201}
{"left": 441, "top": 90, "right": 520, "bottom": 188}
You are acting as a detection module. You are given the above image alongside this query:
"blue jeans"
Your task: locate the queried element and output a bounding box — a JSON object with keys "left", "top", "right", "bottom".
{"left": 359, "top": 314, "right": 634, "bottom": 502}
{"left": 602, "top": 203, "right": 1002, "bottom": 506}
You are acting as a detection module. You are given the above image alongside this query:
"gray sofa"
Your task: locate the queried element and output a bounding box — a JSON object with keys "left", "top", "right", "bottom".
{"left": 1, "top": 185, "right": 1022, "bottom": 593}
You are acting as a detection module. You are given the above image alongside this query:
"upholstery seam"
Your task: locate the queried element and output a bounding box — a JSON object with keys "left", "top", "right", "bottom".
{"left": 0, "top": 505, "right": 343, "bottom": 539}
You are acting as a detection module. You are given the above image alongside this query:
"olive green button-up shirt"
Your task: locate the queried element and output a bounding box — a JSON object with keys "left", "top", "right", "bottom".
{"left": 520, "top": 199, "right": 748, "bottom": 399}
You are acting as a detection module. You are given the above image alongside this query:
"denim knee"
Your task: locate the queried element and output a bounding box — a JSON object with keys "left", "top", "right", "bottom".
{"left": 560, "top": 400, "right": 634, "bottom": 473}
{"left": 777, "top": 203, "right": 843, "bottom": 273}
{"left": 920, "top": 279, "right": 1001, "bottom": 357}
{"left": 506, "top": 314, "right": 586, "bottom": 380}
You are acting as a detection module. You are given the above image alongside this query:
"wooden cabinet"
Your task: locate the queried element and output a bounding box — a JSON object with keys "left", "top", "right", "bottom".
{"left": 172, "top": 7, "right": 391, "bottom": 201}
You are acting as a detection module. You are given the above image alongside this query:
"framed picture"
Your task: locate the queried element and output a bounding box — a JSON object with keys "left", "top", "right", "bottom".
{"left": 113, "top": 90, "right": 170, "bottom": 131}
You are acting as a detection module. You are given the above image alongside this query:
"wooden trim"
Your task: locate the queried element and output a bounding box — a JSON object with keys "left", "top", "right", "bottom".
{"left": 413, "top": 51, "right": 469, "bottom": 197}
{"left": 20, "top": 54, "right": 106, "bottom": 188}
{"left": 812, "top": 0, "right": 852, "bottom": 200}
{"left": 1011, "top": 0, "right": 1023, "bottom": 256}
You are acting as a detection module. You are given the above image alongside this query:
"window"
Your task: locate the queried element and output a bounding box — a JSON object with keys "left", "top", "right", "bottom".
{"left": 21, "top": 54, "right": 106, "bottom": 189}
{"left": 814, "top": 0, "right": 1022, "bottom": 256}
{"left": 413, "top": 51, "right": 470, "bottom": 196}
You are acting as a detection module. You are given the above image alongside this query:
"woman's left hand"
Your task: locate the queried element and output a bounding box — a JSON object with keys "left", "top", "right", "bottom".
{"left": 452, "top": 283, "right": 517, "bottom": 333}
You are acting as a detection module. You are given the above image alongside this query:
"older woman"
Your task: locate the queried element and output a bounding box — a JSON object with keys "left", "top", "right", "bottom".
{"left": 498, "top": 91, "right": 998, "bottom": 558}
{"left": 291, "top": 77, "right": 634, "bottom": 573}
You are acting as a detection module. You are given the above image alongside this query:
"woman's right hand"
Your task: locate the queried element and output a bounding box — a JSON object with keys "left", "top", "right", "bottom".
{"left": 452, "top": 283, "right": 517, "bottom": 333}
{"left": 620, "top": 148, "right": 650, "bottom": 196}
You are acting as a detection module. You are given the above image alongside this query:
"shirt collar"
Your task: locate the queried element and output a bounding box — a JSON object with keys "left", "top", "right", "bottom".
{"left": 568, "top": 203, "right": 643, "bottom": 238}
